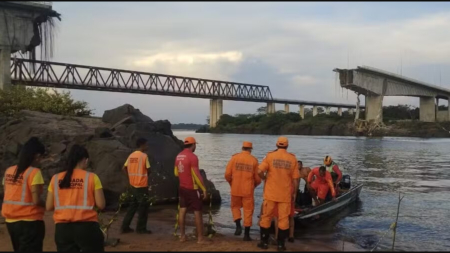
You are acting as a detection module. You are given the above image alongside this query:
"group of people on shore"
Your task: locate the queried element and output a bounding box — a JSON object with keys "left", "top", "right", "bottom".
{"left": 1, "top": 135, "right": 342, "bottom": 252}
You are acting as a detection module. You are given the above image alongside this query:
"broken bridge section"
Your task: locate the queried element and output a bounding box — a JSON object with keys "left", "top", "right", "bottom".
{"left": 334, "top": 66, "right": 450, "bottom": 123}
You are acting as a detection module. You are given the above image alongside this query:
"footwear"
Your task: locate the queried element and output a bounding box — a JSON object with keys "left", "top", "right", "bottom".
{"left": 120, "top": 227, "right": 134, "bottom": 234}
{"left": 277, "top": 229, "right": 288, "bottom": 252}
{"left": 243, "top": 227, "right": 252, "bottom": 241}
{"left": 257, "top": 227, "right": 269, "bottom": 250}
{"left": 136, "top": 229, "right": 152, "bottom": 234}
{"left": 288, "top": 237, "right": 295, "bottom": 243}
{"left": 234, "top": 219, "right": 242, "bottom": 236}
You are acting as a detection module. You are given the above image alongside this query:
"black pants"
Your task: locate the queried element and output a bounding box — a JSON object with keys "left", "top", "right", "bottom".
{"left": 55, "top": 222, "right": 104, "bottom": 252}
{"left": 121, "top": 186, "right": 149, "bottom": 232}
{"left": 6, "top": 220, "right": 45, "bottom": 252}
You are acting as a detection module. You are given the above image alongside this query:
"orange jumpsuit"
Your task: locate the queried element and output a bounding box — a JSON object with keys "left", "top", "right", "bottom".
{"left": 225, "top": 151, "right": 261, "bottom": 227}
{"left": 259, "top": 149, "right": 300, "bottom": 230}
{"left": 308, "top": 167, "right": 336, "bottom": 200}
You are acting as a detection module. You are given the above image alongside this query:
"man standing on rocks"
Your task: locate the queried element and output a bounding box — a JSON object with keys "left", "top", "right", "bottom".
{"left": 121, "top": 138, "right": 152, "bottom": 234}
{"left": 174, "top": 137, "right": 209, "bottom": 244}
{"left": 257, "top": 137, "right": 300, "bottom": 252}
{"left": 224, "top": 141, "right": 261, "bottom": 241}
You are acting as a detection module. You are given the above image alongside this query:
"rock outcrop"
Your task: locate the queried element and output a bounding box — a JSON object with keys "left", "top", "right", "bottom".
{"left": 0, "top": 104, "right": 221, "bottom": 209}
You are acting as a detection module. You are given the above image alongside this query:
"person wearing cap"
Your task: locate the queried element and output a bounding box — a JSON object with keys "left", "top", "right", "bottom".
{"left": 224, "top": 141, "right": 261, "bottom": 241}
{"left": 121, "top": 138, "right": 152, "bottom": 234}
{"left": 307, "top": 166, "right": 336, "bottom": 206}
{"left": 257, "top": 137, "right": 300, "bottom": 251}
{"left": 174, "top": 137, "right": 209, "bottom": 244}
{"left": 323, "top": 156, "right": 342, "bottom": 195}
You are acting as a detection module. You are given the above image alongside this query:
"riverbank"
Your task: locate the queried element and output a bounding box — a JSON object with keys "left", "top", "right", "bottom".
{"left": 0, "top": 207, "right": 361, "bottom": 252}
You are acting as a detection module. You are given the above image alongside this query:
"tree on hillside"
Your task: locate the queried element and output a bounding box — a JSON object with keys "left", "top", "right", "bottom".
{"left": 0, "top": 86, "right": 92, "bottom": 117}
{"left": 257, "top": 106, "right": 267, "bottom": 114}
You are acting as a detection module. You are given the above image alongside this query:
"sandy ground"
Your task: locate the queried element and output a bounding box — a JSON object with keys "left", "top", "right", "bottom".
{"left": 0, "top": 207, "right": 362, "bottom": 252}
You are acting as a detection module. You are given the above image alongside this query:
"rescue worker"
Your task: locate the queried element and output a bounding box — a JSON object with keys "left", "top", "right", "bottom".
{"left": 121, "top": 138, "right": 152, "bottom": 234}
{"left": 2, "top": 137, "right": 46, "bottom": 252}
{"left": 257, "top": 137, "right": 300, "bottom": 251}
{"left": 224, "top": 141, "right": 261, "bottom": 241}
{"left": 46, "top": 145, "right": 106, "bottom": 252}
{"left": 296, "top": 160, "right": 312, "bottom": 207}
{"left": 323, "top": 156, "right": 342, "bottom": 196}
{"left": 174, "top": 137, "right": 210, "bottom": 244}
{"left": 307, "top": 166, "right": 336, "bottom": 206}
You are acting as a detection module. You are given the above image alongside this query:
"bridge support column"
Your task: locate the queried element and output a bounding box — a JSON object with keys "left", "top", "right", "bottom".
{"left": 284, "top": 104, "right": 289, "bottom": 113}
{"left": 313, "top": 106, "right": 318, "bottom": 117}
{"left": 348, "top": 108, "right": 354, "bottom": 115}
{"left": 420, "top": 97, "right": 436, "bottom": 122}
{"left": 266, "top": 102, "right": 276, "bottom": 114}
{"left": 365, "top": 95, "right": 383, "bottom": 123}
{"left": 299, "top": 105, "right": 305, "bottom": 119}
{"left": 209, "top": 99, "right": 223, "bottom": 127}
{"left": 338, "top": 108, "right": 342, "bottom": 116}
{"left": 325, "top": 107, "right": 331, "bottom": 115}
{"left": 0, "top": 47, "right": 11, "bottom": 90}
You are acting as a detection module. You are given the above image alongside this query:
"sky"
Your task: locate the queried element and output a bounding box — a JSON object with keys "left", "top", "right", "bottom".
{"left": 31, "top": 2, "right": 450, "bottom": 123}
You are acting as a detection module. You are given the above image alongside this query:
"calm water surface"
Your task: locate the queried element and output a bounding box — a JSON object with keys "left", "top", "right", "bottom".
{"left": 173, "top": 132, "right": 450, "bottom": 251}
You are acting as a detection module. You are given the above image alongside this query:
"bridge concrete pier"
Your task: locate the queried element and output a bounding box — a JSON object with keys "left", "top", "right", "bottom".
{"left": 266, "top": 102, "right": 276, "bottom": 114}
{"left": 299, "top": 105, "right": 305, "bottom": 119}
{"left": 209, "top": 99, "right": 223, "bottom": 127}
{"left": 348, "top": 108, "right": 354, "bottom": 115}
{"left": 313, "top": 106, "right": 318, "bottom": 117}
{"left": 365, "top": 95, "right": 383, "bottom": 123}
{"left": 284, "top": 104, "right": 289, "bottom": 113}
{"left": 338, "top": 108, "right": 342, "bottom": 116}
{"left": 419, "top": 97, "right": 436, "bottom": 122}
{"left": 0, "top": 48, "right": 11, "bottom": 90}
{"left": 325, "top": 107, "right": 331, "bottom": 115}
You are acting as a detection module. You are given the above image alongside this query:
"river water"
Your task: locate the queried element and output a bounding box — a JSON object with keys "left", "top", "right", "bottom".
{"left": 173, "top": 131, "right": 450, "bottom": 251}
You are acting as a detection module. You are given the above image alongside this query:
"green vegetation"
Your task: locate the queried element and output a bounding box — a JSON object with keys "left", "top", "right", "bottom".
{"left": 172, "top": 123, "right": 207, "bottom": 130}
{"left": 0, "top": 86, "right": 92, "bottom": 117}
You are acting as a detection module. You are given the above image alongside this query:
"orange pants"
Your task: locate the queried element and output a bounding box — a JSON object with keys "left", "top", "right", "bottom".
{"left": 260, "top": 199, "right": 290, "bottom": 230}
{"left": 311, "top": 181, "right": 330, "bottom": 200}
{"left": 231, "top": 195, "right": 254, "bottom": 227}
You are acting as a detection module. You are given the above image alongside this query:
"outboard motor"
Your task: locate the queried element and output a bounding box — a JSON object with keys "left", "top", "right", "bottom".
{"left": 340, "top": 175, "right": 351, "bottom": 190}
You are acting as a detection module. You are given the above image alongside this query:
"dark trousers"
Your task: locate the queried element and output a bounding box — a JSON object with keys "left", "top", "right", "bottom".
{"left": 55, "top": 222, "right": 104, "bottom": 252}
{"left": 121, "top": 186, "right": 149, "bottom": 232}
{"left": 6, "top": 220, "right": 45, "bottom": 252}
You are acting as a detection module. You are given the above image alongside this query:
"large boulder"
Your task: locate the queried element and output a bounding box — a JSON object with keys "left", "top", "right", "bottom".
{"left": 0, "top": 105, "right": 221, "bottom": 209}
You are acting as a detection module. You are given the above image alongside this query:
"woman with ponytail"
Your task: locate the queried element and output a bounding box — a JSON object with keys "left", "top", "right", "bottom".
{"left": 2, "top": 137, "right": 46, "bottom": 252}
{"left": 46, "top": 144, "right": 105, "bottom": 252}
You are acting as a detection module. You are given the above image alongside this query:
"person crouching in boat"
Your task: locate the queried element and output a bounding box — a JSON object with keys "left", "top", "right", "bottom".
{"left": 46, "top": 145, "right": 106, "bottom": 252}
{"left": 2, "top": 137, "right": 46, "bottom": 252}
{"left": 224, "top": 141, "right": 261, "bottom": 241}
{"left": 323, "top": 156, "right": 342, "bottom": 195}
{"left": 307, "top": 166, "right": 336, "bottom": 206}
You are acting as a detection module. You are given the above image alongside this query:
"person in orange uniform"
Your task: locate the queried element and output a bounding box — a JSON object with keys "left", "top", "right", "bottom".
{"left": 2, "top": 137, "right": 46, "bottom": 252}
{"left": 224, "top": 141, "right": 261, "bottom": 241}
{"left": 174, "top": 137, "right": 209, "bottom": 244}
{"left": 121, "top": 138, "right": 152, "bottom": 234}
{"left": 46, "top": 145, "right": 106, "bottom": 252}
{"left": 258, "top": 137, "right": 300, "bottom": 252}
{"left": 307, "top": 166, "right": 336, "bottom": 206}
{"left": 323, "top": 156, "right": 342, "bottom": 195}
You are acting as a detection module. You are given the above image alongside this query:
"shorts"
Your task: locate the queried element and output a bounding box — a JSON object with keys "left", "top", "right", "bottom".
{"left": 179, "top": 187, "right": 202, "bottom": 212}
{"left": 273, "top": 201, "right": 294, "bottom": 218}
{"left": 311, "top": 181, "right": 330, "bottom": 200}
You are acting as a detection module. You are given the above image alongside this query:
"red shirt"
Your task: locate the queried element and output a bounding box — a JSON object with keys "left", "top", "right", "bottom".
{"left": 174, "top": 149, "right": 206, "bottom": 192}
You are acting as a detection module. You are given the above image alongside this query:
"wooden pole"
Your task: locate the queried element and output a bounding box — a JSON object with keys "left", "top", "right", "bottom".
{"left": 392, "top": 192, "right": 404, "bottom": 251}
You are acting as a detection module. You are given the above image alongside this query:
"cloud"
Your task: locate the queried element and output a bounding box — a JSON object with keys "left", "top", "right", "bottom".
{"left": 42, "top": 2, "right": 450, "bottom": 123}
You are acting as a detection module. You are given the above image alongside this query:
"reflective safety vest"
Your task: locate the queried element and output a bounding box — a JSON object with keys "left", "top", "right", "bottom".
{"left": 52, "top": 169, "right": 98, "bottom": 223}
{"left": 127, "top": 151, "right": 149, "bottom": 188}
{"left": 1, "top": 166, "right": 44, "bottom": 221}
{"left": 326, "top": 162, "right": 339, "bottom": 173}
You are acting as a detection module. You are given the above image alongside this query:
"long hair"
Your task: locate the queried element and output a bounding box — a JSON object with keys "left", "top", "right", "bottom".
{"left": 59, "top": 145, "right": 89, "bottom": 189}
{"left": 14, "top": 137, "right": 45, "bottom": 182}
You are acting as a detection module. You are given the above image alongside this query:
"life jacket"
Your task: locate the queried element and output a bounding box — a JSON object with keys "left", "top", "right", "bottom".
{"left": 52, "top": 169, "right": 98, "bottom": 223}
{"left": 1, "top": 166, "right": 44, "bottom": 221}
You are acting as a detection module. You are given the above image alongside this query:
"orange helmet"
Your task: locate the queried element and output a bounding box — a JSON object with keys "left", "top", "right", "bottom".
{"left": 324, "top": 156, "right": 332, "bottom": 166}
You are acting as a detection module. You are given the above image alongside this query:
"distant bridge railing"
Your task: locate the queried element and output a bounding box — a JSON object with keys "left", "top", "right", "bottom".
{"left": 10, "top": 58, "right": 274, "bottom": 102}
